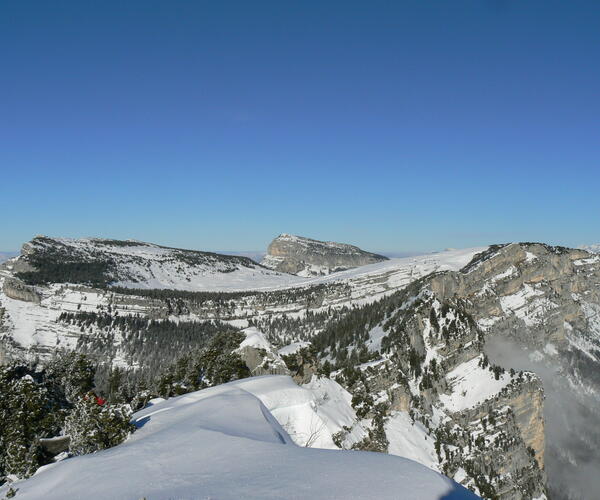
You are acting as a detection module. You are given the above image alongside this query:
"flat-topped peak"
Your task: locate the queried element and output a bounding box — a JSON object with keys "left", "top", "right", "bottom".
{"left": 262, "top": 234, "right": 388, "bottom": 276}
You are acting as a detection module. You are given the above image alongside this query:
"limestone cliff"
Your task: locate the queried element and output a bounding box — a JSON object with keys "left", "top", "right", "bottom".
{"left": 262, "top": 234, "right": 388, "bottom": 276}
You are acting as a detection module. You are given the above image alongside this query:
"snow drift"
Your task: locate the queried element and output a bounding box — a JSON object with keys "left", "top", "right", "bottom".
{"left": 2, "top": 376, "right": 480, "bottom": 500}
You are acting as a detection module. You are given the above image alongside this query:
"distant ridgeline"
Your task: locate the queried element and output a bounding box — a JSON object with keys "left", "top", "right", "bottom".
{"left": 13, "top": 236, "right": 264, "bottom": 287}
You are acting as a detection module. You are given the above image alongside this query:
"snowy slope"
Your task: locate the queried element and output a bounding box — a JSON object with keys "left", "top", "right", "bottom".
{"left": 244, "top": 375, "right": 360, "bottom": 449}
{"left": 2, "top": 376, "right": 480, "bottom": 500}
{"left": 438, "top": 356, "right": 512, "bottom": 413}
{"left": 14, "top": 235, "right": 286, "bottom": 291}
{"left": 207, "top": 246, "right": 483, "bottom": 293}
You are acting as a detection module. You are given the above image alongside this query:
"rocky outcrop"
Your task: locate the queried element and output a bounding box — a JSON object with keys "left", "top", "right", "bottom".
{"left": 2, "top": 277, "right": 41, "bottom": 303}
{"left": 238, "top": 345, "right": 290, "bottom": 376}
{"left": 236, "top": 328, "right": 290, "bottom": 377}
{"left": 325, "top": 286, "right": 548, "bottom": 499}
{"left": 414, "top": 243, "right": 600, "bottom": 499}
{"left": 262, "top": 234, "right": 388, "bottom": 276}
{"left": 39, "top": 436, "right": 70, "bottom": 456}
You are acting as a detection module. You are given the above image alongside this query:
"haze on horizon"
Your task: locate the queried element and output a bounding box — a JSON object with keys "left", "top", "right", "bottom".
{"left": 1, "top": 1, "right": 599, "bottom": 253}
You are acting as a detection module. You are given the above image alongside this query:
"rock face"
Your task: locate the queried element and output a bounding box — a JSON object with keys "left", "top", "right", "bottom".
{"left": 2, "top": 277, "right": 40, "bottom": 303}
{"left": 261, "top": 234, "right": 388, "bottom": 276}
{"left": 338, "top": 242, "right": 600, "bottom": 500}
{"left": 314, "top": 282, "right": 548, "bottom": 500}
{"left": 236, "top": 328, "right": 290, "bottom": 377}
{"left": 442, "top": 243, "right": 600, "bottom": 500}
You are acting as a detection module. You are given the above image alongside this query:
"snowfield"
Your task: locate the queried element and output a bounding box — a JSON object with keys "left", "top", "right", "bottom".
{"left": 438, "top": 357, "right": 511, "bottom": 413}
{"left": 2, "top": 376, "right": 480, "bottom": 500}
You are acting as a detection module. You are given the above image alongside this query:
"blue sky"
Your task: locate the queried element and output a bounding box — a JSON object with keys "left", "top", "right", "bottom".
{"left": 1, "top": 1, "right": 599, "bottom": 253}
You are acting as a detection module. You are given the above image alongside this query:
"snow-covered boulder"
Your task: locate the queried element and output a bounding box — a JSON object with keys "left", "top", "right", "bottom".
{"left": 236, "top": 327, "right": 290, "bottom": 376}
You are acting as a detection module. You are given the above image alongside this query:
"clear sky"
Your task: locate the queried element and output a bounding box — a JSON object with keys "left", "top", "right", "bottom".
{"left": 1, "top": 1, "right": 599, "bottom": 253}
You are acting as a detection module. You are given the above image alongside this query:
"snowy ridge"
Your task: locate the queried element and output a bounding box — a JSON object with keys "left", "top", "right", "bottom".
{"left": 1, "top": 376, "right": 479, "bottom": 500}
{"left": 14, "top": 235, "right": 285, "bottom": 291}
{"left": 254, "top": 246, "right": 485, "bottom": 293}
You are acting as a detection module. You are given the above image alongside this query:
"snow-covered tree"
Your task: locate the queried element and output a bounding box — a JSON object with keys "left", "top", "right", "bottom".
{"left": 0, "top": 369, "right": 63, "bottom": 480}
{"left": 64, "top": 394, "right": 133, "bottom": 456}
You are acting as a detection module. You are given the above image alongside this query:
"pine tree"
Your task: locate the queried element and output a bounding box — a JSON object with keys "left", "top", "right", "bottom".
{"left": 0, "top": 369, "right": 64, "bottom": 479}
{"left": 64, "top": 394, "right": 133, "bottom": 456}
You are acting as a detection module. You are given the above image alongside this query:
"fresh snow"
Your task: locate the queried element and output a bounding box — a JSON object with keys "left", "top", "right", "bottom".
{"left": 251, "top": 375, "right": 359, "bottom": 449}
{"left": 490, "top": 265, "right": 518, "bottom": 282}
{"left": 366, "top": 324, "right": 387, "bottom": 352}
{"left": 238, "top": 327, "right": 274, "bottom": 351}
{"left": 499, "top": 284, "right": 557, "bottom": 327}
{"left": 525, "top": 251, "right": 538, "bottom": 263}
{"left": 278, "top": 341, "right": 311, "bottom": 355}
{"left": 386, "top": 411, "right": 439, "bottom": 470}
{"left": 438, "top": 357, "right": 511, "bottom": 412}
{"left": 2, "top": 376, "right": 479, "bottom": 500}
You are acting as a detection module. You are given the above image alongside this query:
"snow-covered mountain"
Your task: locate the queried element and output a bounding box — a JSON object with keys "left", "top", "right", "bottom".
{"left": 0, "top": 241, "right": 482, "bottom": 360}
{"left": 0, "top": 376, "right": 479, "bottom": 500}
{"left": 579, "top": 243, "right": 600, "bottom": 254}
{"left": 262, "top": 233, "right": 388, "bottom": 276}
{"left": 3, "top": 235, "right": 600, "bottom": 499}
{"left": 298, "top": 242, "right": 600, "bottom": 500}
{"left": 9, "top": 235, "right": 285, "bottom": 291}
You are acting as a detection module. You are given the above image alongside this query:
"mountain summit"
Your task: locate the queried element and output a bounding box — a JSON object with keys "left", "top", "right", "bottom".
{"left": 261, "top": 234, "right": 388, "bottom": 276}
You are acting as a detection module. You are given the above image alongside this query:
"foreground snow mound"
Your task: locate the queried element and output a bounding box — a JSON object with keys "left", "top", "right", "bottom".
{"left": 3, "top": 377, "right": 480, "bottom": 500}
